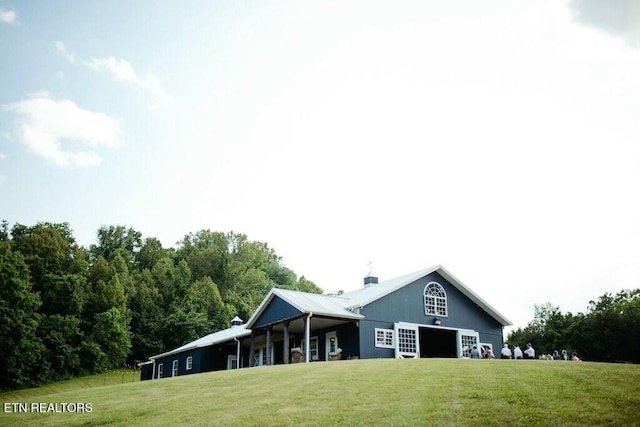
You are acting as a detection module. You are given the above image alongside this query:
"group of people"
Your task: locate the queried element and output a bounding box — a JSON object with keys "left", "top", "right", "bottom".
{"left": 499, "top": 343, "right": 581, "bottom": 361}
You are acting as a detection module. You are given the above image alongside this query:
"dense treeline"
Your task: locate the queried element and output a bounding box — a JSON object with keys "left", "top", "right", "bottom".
{"left": 507, "top": 291, "right": 640, "bottom": 363}
{"left": 0, "top": 221, "right": 322, "bottom": 391}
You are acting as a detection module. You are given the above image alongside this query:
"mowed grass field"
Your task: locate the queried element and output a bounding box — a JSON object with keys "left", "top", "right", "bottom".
{"left": 1, "top": 358, "right": 638, "bottom": 426}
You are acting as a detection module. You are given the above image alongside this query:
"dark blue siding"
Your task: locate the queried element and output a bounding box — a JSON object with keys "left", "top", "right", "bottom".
{"left": 140, "top": 364, "right": 153, "bottom": 381}
{"left": 253, "top": 296, "right": 303, "bottom": 328}
{"left": 359, "top": 272, "right": 504, "bottom": 358}
{"left": 358, "top": 319, "right": 395, "bottom": 359}
{"left": 312, "top": 322, "right": 360, "bottom": 360}
{"left": 152, "top": 341, "right": 241, "bottom": 379}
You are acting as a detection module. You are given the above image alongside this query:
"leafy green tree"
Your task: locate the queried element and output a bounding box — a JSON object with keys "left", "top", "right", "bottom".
{"left": 91, "top": 307, "right": 131, "bottom": 369}
{"left": 296, "top": 275, "right": 322, "bottom": 293}
{"left": 129, "top": 277, "right": 164, "bottom": 364}
{"left": 136, "top": 237, "right": 167, "bottom": 271}
{"left": 0, "top": 243, "right": 44, "bottom": 390}
{"left": 90, "top": 225, "right": 142, "bottom": 262}
{"left": 37, "top": 314, "right": 83, "bottom": 382}
{"left": 10, "top": 222, "right": 81, "bottom": 287}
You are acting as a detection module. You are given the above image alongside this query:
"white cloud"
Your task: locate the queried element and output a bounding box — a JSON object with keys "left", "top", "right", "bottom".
{"left": 86, "top": 56, "right": 172, "bottom": 105}
{"left": 0, "top": 9, "right": 16, "bottom": 24}
{"left": 4, "top": 93, "right": 122, "bottom": 168}
{"left": 54, "top": 41, "right": 75, "bottom": 63}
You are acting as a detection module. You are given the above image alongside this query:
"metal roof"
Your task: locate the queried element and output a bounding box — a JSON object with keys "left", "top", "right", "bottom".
{"left": 341, "top": 265, "right": 512, "bottom": 326}
{"left": 245, "top": 288, "right": 363, "bottom": 329}
{"left": 150, "top": 325, "right": 251, "bottom": 360}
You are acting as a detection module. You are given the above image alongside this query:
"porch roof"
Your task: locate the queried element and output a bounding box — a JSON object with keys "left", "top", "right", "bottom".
{"left": 150, "top": 326, "right": 251, "bottom": 360}
{"left": 245, "top": 288, "right": 363, "bottom": 329}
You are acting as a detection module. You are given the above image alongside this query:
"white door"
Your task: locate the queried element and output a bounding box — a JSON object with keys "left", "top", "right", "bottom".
{"left": 227, "top": 355, "right": 238, "bottom": 370}
{"left": 325, "top": 331, "right": 338, "bottom": 360}
{"left": 458, "top": 330, "right": 480, "bottom": 358}
{"left": 394, "top": 323, "right": 420, "bottom": 359}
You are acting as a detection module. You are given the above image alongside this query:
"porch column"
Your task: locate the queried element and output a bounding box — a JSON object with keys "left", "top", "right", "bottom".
{"left": 304, "top": 314, "right": 311, "bottom": 363}
{"left": 248, "top": 332, "right": 255, "bottom": 367}
{"left": 283, "top": 321, "right": 290, "bottom": 364}
{"left": 266, "top": 326, "right": 272, "bottom": 366}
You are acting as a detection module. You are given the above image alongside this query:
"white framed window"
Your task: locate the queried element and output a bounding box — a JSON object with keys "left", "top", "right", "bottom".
{"left": 375, "top": 328, "right": 394, "bottom": 348}
{"left": 395, "top": 323, "right": 419, "bottom": 358}
{"left": 424, "top": 282, "right": 448, "bottom": 317}
{"left": 172, "top": 360, "right": 178, "bottom": 377}
{"left": 186, "top": 356, "right": 193, "bottom": 370}
{"left": 302, "top": 336, "right": 319, "bottom": 360}
{"left": 157, "top": 363, "right": 163, "bottom": 378}
{"left": 459, "top": 331, "right": 479, "bottom": 358}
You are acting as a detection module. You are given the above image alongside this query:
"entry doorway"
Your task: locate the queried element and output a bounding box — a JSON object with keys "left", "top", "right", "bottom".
{"left": 419, "top": 327, "right": 457, "bottom": 358}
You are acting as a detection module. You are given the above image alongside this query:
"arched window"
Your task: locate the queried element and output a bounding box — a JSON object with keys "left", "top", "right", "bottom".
{"left": 424, "top": 282, "right": 447, "bottom": 317}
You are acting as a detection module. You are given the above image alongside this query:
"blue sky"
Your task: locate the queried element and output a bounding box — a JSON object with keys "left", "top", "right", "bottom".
{"left": 2, "top": 1, "right": 640, "bottom": 330}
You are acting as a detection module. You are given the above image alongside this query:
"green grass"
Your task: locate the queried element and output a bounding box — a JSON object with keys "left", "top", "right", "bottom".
{"left": 0, "top": 369, "right": 139, "bottom": 401}
{"left": 1, "top": 359, "right": 638, "bottom": 426}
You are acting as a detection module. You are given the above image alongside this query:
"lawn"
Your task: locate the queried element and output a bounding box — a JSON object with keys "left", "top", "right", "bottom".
{"left": 1, "top": 359, "right": 638, "bottom": 426}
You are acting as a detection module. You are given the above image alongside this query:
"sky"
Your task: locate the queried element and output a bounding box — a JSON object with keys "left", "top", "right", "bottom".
{"left": 2, "top": 1, "right": 640, "bottom": 332}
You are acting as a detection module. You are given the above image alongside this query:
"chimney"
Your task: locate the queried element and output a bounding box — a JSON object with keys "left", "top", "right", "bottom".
{"left": 364, "top": 262, "right": 378, "bottom": 287}
{"left": 230, "top": 316, "right": 243, "bottom": 328}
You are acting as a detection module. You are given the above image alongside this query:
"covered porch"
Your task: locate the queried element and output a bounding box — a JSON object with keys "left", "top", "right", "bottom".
{"left": 242, "top": 288, "right": 363, "bottom": 366}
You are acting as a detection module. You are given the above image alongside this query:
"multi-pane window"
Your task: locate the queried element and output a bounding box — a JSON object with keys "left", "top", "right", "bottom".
{"left": 301, "top": 337, "right": 320, "bottom": 360}
{"left": 186, "top": 356, "right": 193, "bottom": 370}
{"left": 424, "top": 282, "right": 447, "bottom": 317}
{"left": 461, "top": 334, "right": 478, "bottom": 358}
{"left": 309, "top": 337, "right": 319, "bottom": 360}
{"left": 397, "top": 328, "right": 417, "bottom": 354}
{"left": 172, "top": 360, "right": 178, "bottom": 377}
{"left": 375, "top": 328, "right": 394, "bottom": 348}
{"left": 157, "top": 363, "right": 163, "bottom": 378}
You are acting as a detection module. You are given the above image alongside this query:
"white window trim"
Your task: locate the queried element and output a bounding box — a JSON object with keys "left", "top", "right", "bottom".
{"left": 157, "top": 363, "right": 163, "bottom": 378}
{"left": 172, "top": 360, "right": 178, "bottom": 377}
{"left": 302, "top": 336, "right": 319, "bottom": 361}
{"left": 424, "top": 281, "right": 448, "bottom": 317}
{"left": 186, "top": 356, "right": 193, "bottom": 370}
{"left": 480, "top": 343, "right": 494, "bottom": 358}
{"left": 375, "top": 328, "right": 394, "bottom": 348}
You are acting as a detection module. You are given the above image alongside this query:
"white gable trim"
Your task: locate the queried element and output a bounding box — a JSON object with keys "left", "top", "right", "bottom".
{"left": 344, "top": 265, "right": 511, "bottom": 326}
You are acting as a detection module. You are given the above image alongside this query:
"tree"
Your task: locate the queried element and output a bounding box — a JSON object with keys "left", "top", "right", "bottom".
{"left": 90, "top": 225, "right": 142, "bottom": 262}
{"left": 136, "top": 237, "right": 167, "bottom": 271}
{"left": 91, "top": 307, "right": 131, "bottom": 369}
{"left": 0, "top": 243, "right": 44, "bottom": 390}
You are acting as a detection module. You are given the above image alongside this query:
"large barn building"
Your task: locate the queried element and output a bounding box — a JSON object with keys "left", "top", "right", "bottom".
{"left": 141, "top": 265, "right": 511, "bottom": 380}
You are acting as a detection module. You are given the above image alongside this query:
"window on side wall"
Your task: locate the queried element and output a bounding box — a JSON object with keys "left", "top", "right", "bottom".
{"left": 375, "top": 328, "right": 394, "bottom": 348}
{"left": 424, "top": 281, "right": 448, "bottom": 317}
{"left": 302, "top": 337, "right": 319, "bottom": 361}
{"left": 186, "top": 356, "right": 193, "bottom": 370}
{"left": 158, "top": 363, "right": 163, "bottom": 378}
{"left": 172, "top": 360, "right": 178, "bottom": 377}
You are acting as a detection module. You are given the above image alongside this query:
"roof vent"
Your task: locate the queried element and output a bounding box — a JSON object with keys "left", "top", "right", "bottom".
{"left": 364, "top": 262, "right": 378, "bottom": 287}
{"left": 230, "top": 316, "right": 243, "bottom": 328}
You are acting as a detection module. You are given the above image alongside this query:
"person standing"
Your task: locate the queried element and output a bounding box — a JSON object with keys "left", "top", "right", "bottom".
{"left": 501, "top": 344, "right": 512, "bottom": 359}
{"left": 513, "top": 344, "right": 523, "bottom": 360}
{"left": 524, "top": 343, "right": 535, "bottom": 359}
